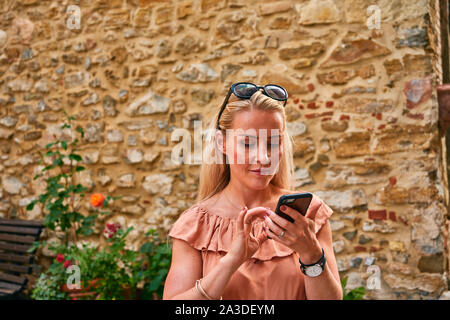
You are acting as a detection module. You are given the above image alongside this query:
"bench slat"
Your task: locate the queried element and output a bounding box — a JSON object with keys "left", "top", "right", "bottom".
{"left": 0, "top": 233, "right": 35, "bottom": 244}
{"left": 0, "top": 272, "right": 27, "bottom": 285}
{"left": 0, "top": 253, "right": 32, "bottom": 264}
{"left": 0, "top": 218, "right": 43, "bottom": 227}
{"left": 0, "top": 263, "right": 31, "bottom": 274}
{"left": 0, "top": 287, "right": 16, "bottom": 295}
{"left": 0, "top": 218, "right": 43, "bottom": 298}
{"left": 0, "top": 281, "right": 22, "bottom": 292}
{"left": 0, "top": 225, "right": 41, "bottom": 236}
{"left": 0, "top": 242, "right": 32, "bottom": 253}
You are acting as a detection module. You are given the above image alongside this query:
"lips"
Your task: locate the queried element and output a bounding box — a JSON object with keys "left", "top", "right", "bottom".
{"left": 249, "top": 169, "right": 263, "bottom": 176}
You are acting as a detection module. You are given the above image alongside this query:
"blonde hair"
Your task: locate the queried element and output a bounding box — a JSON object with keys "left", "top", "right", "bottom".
{"left": 197, "top": 90, "right": 295, "bottom": 202}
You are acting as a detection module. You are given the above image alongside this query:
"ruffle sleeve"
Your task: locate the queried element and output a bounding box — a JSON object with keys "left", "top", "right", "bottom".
{"left": 304, "top": 193, "right": 334, "bottom": 234}
{"left": 168, "top": 205, "right": 294, "bottom": 262}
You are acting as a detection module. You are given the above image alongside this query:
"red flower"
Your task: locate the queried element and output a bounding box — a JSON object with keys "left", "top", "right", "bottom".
{"left": 56, "top": 254, "right": 64, "bottom": 263}
{"left": 90, "top": 193, "right": 105, "bottom": 208}
{"left": 106, "top": 223, "right": 117, "bottom": 232}
{"left": 63, "top": 260, "right": 71, "bottom": 268}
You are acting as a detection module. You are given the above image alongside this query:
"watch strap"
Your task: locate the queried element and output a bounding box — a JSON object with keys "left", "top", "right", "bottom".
{"left": 299, "top": 248, "right": 326, "bottom": 276}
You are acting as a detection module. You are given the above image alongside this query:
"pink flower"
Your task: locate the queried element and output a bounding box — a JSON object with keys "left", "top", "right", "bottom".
{"left": 56, "top": 254, "right": 64, "bottom": 263}
{"left": 63, "top": 260, "right": 71, "bottom": 268}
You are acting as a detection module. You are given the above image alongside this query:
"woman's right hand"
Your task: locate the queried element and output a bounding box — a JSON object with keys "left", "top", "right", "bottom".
{"left": 227, "top": 206, "right": 269, "bottom": 267}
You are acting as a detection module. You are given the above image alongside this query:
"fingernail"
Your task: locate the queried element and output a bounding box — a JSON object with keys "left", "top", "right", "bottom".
{"left": 266, "top": 209, "right": 271, "bottom": 215}
{"left": 280, "top": 205, "right": 286, "bottom": 211}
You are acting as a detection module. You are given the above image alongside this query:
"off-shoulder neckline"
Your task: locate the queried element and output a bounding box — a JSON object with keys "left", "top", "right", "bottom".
{"left": 193, "top": 204, "right": 241, "bottom": 221}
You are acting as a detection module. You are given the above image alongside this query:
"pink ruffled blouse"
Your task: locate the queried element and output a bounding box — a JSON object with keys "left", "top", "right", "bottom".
{"left": 167, "top": 192, "right": 334, "bottom": 300}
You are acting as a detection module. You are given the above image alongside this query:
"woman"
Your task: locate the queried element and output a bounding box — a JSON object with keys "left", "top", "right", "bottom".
{"left": 163, "top": 83, "right": 342, "bottom": 300}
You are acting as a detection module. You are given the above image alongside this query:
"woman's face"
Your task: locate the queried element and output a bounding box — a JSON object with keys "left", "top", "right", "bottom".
{"left": 222, "top": 109, "right": 284, "bottom": 190}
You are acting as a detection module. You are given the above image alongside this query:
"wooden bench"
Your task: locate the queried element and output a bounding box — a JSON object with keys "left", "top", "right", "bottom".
{"left": 0, "top": 218, "right": 44, "bottom": 299}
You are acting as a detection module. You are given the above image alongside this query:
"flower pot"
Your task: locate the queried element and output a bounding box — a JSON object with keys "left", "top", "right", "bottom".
{"left": 60, "top": 278, "right": 100, "bottom": 300}
{"left": 61, "top": 278, "right": 139, "bottom": 300}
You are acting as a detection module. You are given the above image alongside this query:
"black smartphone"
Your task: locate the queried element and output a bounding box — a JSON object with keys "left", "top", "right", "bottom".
{"left": 274, "top": 192, "right": 313, "bottom": 223}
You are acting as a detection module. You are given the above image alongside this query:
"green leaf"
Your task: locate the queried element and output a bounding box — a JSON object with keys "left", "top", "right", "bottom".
{"left": 69, "top": 154, "right": 82, "bottom": 162}
{"left": 148, "top": 275, "right": 163, "bottom": 291}
{"left": 26, "top": 200, "right": 38, "bottom": 211}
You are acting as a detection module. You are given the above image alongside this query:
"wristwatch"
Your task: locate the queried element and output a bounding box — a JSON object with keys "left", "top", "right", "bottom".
{"left": 299, "top": 248, "right": 326, "bottom": 277}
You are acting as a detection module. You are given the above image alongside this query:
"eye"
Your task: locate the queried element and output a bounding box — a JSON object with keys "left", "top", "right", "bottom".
{"left": 242, "top": 142, "right": 256, "bottom": 148}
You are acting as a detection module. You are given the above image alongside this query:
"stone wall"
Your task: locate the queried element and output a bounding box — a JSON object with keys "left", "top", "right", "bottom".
{"left": 0, "top": 0, "right": 449, "bottom": 299}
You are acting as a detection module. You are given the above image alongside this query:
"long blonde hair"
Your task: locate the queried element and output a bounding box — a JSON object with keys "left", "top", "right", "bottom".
{"left": 197, "top": 90, "right": 295, "bottom": 202}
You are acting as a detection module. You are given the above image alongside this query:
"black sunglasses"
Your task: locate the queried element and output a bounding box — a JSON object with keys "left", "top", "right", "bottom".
{"left": 216, "top": 82, "right": 288, "bottom": 129}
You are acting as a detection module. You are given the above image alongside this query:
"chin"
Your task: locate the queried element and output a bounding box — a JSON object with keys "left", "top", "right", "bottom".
{"left": 247, "top": 176, "right": 272, "bottom": 189}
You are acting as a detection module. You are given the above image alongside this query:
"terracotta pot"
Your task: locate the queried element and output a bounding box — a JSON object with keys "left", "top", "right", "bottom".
{"left": 61, "top": 278, "right": 139, "bottom": 300}
{"left": 60, "top": 278, "right": 100, "bottom": 293}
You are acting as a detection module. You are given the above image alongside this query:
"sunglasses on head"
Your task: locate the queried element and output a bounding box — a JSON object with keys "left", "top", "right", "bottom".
{"left": 216, "top": 82, "right": 289, "bottom": 130}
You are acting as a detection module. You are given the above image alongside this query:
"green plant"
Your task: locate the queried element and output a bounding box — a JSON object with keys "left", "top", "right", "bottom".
{"left": 83, "top": 226, "right": 141, "bottom": 300}
{"left": 27, "top": 111, "right": 171, "bottom": 300}
{"left": 26, "top": 110, "right": 119, "bottom": 247}
{"left": 31, "top": 257, "right": 70, "bottom": 300}
{"left": 136, "top": 229, "right": 172, "bottom": 299}
{"left": 341, "top": 276, "right": 365, "bottom": 300}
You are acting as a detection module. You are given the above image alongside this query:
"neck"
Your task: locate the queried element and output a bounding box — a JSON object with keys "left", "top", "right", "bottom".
{"left": 223, "top": 179, "right": 277, "bottom": 209}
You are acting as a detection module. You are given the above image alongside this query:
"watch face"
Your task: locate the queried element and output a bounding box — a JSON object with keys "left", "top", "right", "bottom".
{"left": 305, "top": 264, "right": 322, "bottom": 277}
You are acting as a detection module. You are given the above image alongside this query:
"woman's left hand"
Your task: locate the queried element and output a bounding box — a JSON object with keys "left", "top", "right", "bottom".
{"left": 263, "top": 205, "right": 323, "bottom": 264}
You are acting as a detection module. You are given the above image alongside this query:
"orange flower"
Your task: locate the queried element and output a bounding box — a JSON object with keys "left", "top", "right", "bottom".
{"left": 90, "top": 193, "right": 105, "bottom": 208}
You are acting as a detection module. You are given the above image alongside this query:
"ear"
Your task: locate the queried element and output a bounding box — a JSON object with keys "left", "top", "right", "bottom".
{"left": 215, "top": 130, "right": 226, "bottom": 154}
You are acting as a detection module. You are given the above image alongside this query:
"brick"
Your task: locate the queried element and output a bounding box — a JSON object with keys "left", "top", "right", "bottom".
{"left": 404, "top": 78, "right": 432, "bottom": 109}
{"left": 332, "top": 131, "right": 370, "bottom": 158}
{"left": 258, "top": 1, "right": 291, "bottom": 16}
{"left": 354, "top": 245, "right": 367, "bottom": 252}
{"left": 389, "top": 211, "right": 396, "bottom": 221}
{"left": 368, "top": 209, "right": 387, "bottom": 220}
{"left": 321, "top": 33, "right": 391, "bottom": 68}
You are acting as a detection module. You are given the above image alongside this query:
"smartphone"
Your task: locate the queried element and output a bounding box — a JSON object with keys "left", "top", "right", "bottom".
{"left": 274, "top": 192, "right": 313, "bottom": 223}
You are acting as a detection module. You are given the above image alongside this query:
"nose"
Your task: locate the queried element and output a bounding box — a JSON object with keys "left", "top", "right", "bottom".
{"left": 257, "top": 143, "right": 270, "bottom": 165}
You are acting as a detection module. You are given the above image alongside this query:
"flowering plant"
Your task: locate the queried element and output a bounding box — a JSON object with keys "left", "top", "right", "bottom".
{"left": 26, "top": 112, "right": 121, "bottom": 249}
{"left": 29, "top": 112, "right": 171, "bottom": 300}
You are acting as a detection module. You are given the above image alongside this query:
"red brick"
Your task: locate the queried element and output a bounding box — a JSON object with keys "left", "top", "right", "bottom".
{"left": 298, "top": 105, "right": 304, "bottom": 109}
{"left": 321, "top": 117, "right": 332, "bottom": 121}
{"left": 307, "top": 83, "right": 315, "bottom": 92}
{"left": 307, "top": 102, "right": 318, "bottom": 109}
{"left": 354, "top": 245, "right": 367, "bottom": 252}
{"left": 293, "top": 98, "right": 300, "bottom": 104}
{"left": 339, "top": 114, "right": 350, "bottom": 121}
{"left": 305, "top": 113, "right": 317, "bottom": 119}
{"left": 370, "top": 246, "right": 380, "bottom": 252}
{"left": 378, "top": 124, "right": 386, "bottom": 130}
{"left": 389, "top": 211, "right": 396, "bottom": 221}
{"left": 406, "top": 112, "right": 424, "bottom": 120}
{"left": 389, "top": 176, "right": 397, "bottom": 186}
{"left": 326, "top": 101, "right": 334, "bottom": 108}
{"left": 376, "top": 113, "right": 382, "bottom": 120}
{"left": 368, "top": 209, "right": 387, "bottom": 220}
